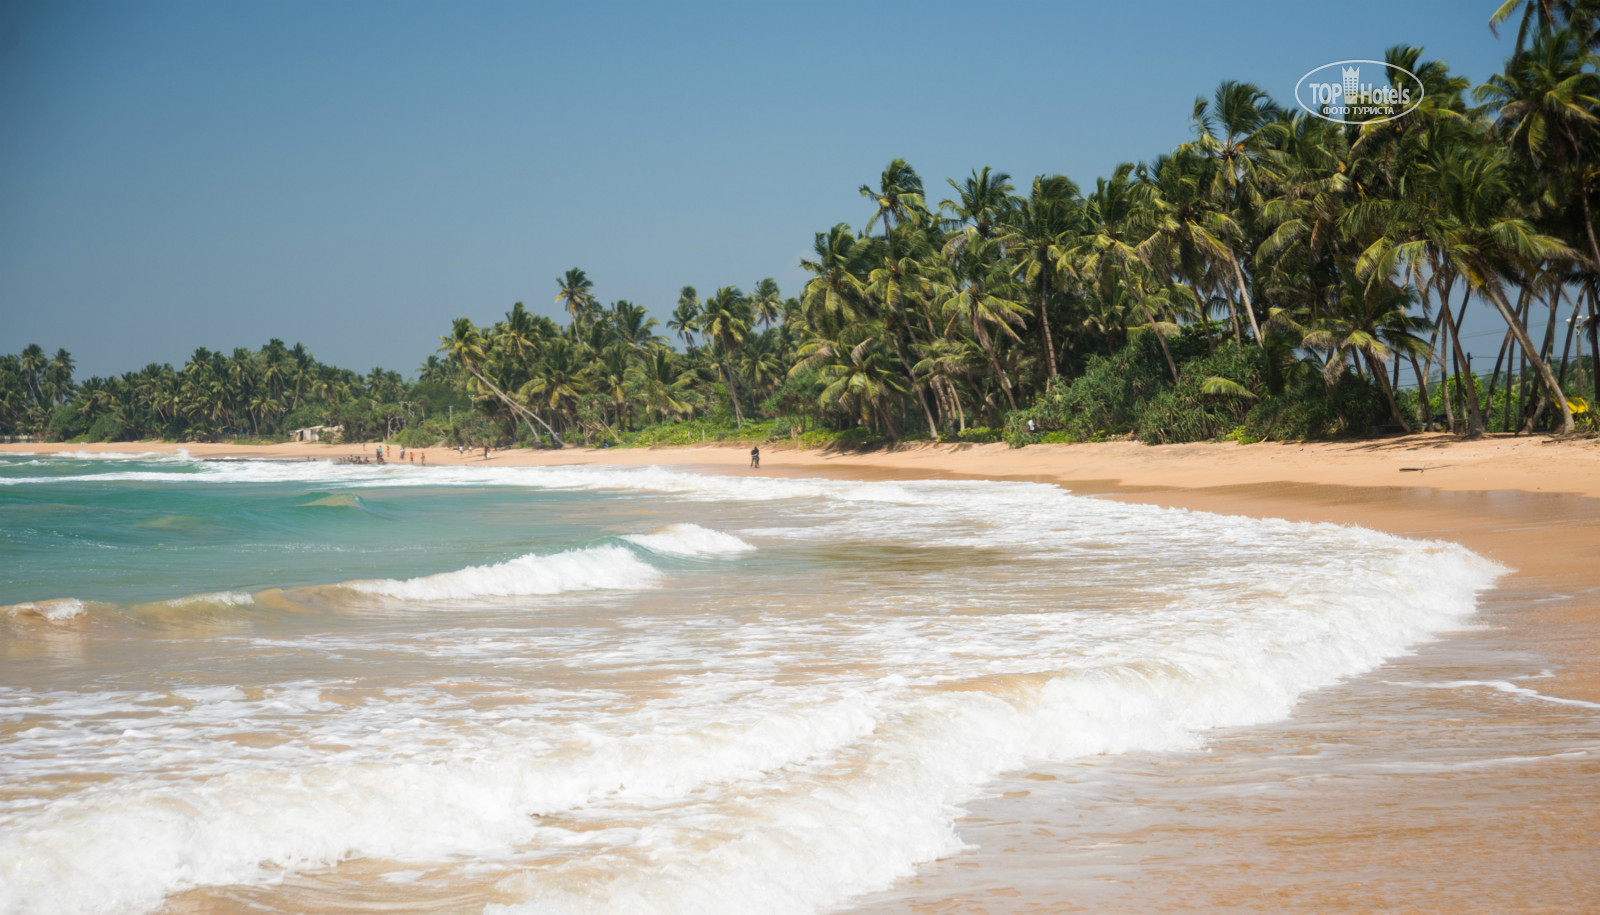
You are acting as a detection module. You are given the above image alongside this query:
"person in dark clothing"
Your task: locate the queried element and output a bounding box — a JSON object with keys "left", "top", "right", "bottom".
{"left": 750, "top": 447, "right": 760, "bottom": 468}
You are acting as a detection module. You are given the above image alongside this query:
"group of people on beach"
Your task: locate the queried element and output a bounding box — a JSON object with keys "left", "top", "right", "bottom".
{"left": 338, "top": 444, "right": 427, "bottom": 465}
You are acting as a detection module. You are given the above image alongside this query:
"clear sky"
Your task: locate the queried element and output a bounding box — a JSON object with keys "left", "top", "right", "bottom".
{"left": 0, "top": 0, "right": 1524, "bottom": 380}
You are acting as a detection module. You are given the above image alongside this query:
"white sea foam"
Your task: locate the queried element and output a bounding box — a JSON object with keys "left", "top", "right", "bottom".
{"left": 1, "top": 598, "right": 86, "bottom": 622}
{"left": 162, "top": 591, "right": 256, "bottom": 608}
{"left": 344, "top": 544, "right": 661, "bottom": 601}
{"left": 621, "top": 523, "right": 756, "bottom": 558}
{"left": 1391, "top": 677, "right": 1600, "bottom": 711}
{"left": 0, "top": 467, "right": 1510, "bottom": 915}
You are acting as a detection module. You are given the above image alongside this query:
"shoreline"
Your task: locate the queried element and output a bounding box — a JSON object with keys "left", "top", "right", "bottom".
{"left": 8, "top": 436, "right": 1598, "bottom": 910}
{"left": 9, "top": 436, "right": 1595, "bottom": 701}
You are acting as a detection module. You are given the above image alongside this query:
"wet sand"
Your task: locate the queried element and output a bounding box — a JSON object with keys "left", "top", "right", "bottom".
{"left": 8, "top": 435, "right": 1598, "bottom": 911}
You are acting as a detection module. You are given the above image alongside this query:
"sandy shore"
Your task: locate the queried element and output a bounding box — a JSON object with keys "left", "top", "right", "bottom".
{"left": 8, "top": 434, "right": 1599, "bottom": 910}
{"left": 8, "top": 435, "right": 1598, "bottom": 700}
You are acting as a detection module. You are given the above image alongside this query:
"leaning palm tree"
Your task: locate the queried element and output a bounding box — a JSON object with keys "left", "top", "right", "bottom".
{"left": 440, "top": 317, "right": 560, "bottom": 442}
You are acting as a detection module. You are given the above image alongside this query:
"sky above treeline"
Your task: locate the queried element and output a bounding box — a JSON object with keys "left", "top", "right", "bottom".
{"left": 1, "top": 0, "right": 1524, "bottom": 379}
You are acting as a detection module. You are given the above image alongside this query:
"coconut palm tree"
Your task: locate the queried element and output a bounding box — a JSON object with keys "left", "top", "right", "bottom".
{"left": 697, "top": 286, "right": 752, "bottom": 425}
{"left": 555, "top": 268, "right": 598, "bottom": 326}
{"left": 440, "top": 317, "right": 560, "bottom": 442}
{"left": 998, "top": 174, "right": 1082, "bottom": 377}
{"left": 669, "top": 287, "right": 700, "bottom": 347}
{"left": 1074, "top": 163, "right": 1183, "bottom": 382}
{"left": 861, "top": 158, "right": 928, "bottom": 247}
{"left": 932, "top": 236, "right": 1030, "bottom": 408}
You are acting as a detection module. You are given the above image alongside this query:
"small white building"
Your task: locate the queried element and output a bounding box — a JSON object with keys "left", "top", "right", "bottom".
{"left": 289, "top": 424, "right": 343, "bottom": 443}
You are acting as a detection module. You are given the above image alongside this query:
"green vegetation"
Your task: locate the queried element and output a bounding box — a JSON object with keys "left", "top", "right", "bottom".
{"left": 3, "top": 4, "right": 1598, "bottom": 446}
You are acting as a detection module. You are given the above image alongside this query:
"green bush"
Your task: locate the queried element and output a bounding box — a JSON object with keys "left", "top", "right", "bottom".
{"left": 1004, "top": 337, "right": 1265, "bottom": 446}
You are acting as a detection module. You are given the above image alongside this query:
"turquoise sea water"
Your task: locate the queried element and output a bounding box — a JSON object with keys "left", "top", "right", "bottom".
{"left": 0, "top": 452, "right": 1503, "bottom": 914}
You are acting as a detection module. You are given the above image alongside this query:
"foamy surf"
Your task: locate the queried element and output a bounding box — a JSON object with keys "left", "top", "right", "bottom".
{"left": 622, "top": 523, "right": 756, "bottom": 558}
{"left": 0, "top": 464, "right": 1507, "bottom": 915}
{"left": 343, "top": 544, "right": 662, "bottom": 601}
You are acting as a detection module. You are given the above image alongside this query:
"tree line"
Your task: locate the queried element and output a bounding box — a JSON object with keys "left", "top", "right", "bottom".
{"left": 5, "top": 2, "right": 1597, "bottom": 445}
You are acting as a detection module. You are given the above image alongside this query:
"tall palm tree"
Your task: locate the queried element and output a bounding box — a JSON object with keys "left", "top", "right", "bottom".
{"left": 861, "top": 158, "right": 928, "bottom": 246}
{"left": 941, "top": 166, "right": 1015, "bottom": 259}
{"left": 999, "top": 174, "right": 1082, "bottom": 377}
{"left": 1191, "top": 80, "right": 1281, "bottom": 344}
{"left": 555, "top": 268, "right": 598, "bottom": 326}
{"left": 800, "top": 224, "right": 871, "bottom": 323}
{"left": 697, "top": 286, "right": 752, "bottom": 425}
{"left": 749, "top": 278, "right": 785, "bottom": 327}
{"left": 669, "top": 287, "right": 700, "bottom": 347}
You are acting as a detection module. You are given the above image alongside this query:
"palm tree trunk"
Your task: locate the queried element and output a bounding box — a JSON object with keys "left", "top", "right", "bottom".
{"left": 1364, "top": 350, "right": 1411, "bottom": 432}
{"left": 1227, "top": 252, "right": 1265, "bottom": 348}
{"left": 1485, "top": 283, "right": 1574, "bottom": 433}
{"left": 1437, "top": 327, "right": 1456, "bottom": 432}
{"left": 467, "top": 365, "right": 559, "bottom": 442}
{"left": 1588, "top": 284, "right": 1600, "bottom": 409}
{"left": 1132, "top": 285, "right": 1180, "bottom": 383}
{"left": 973, "top": 323, "right": 1018, "bottom": 410}
{"left": 1036, "top": 287, "right": 1059, "bottom": 378}
{"left": 1441, "top": 283, "right": 1485, "bottom": 436}
{"left": 1558, "top": 292, "right": 1582, "bottom": 389}
{"left": 719, "top": 358, "right": 745, "bottom": 427}
{"left": 1408, "top": 352, "right": 1432, "bottom": 429}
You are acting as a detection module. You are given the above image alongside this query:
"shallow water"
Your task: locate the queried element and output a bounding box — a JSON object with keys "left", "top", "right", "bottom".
{"left": 0, "top": 454, "right": 1506, "bottom": 914}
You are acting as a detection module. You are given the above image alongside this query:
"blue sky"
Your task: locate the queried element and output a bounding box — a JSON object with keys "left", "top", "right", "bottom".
{"left": 1, "top": 0, "right": 1523, "bottom": 379}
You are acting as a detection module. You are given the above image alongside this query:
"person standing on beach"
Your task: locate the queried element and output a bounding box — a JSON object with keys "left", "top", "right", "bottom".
{"left": 750, "top": 446, "right": 760, "bottom": 468}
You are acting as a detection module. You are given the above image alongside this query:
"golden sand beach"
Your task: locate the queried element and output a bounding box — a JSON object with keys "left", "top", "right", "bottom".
{"left": 7, "top": 435, "right": 1598, "bottom": 911}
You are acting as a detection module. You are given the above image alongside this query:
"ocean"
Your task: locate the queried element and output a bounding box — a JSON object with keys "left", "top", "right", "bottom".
{"left": 0, "top": 452, "right": 1504, "bottom": 914}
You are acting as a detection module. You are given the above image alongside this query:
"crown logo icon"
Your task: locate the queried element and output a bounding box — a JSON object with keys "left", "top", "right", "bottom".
{"left": 1342, "top": 66, "right": 1361, "bottom": 98}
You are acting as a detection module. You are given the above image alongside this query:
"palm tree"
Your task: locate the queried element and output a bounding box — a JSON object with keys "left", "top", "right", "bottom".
{"left": 1000, "top": 174, "right": 1083, "bottom": 377}
{"left": 555, "top": 268, "right": 598, "bottom": 326}
{"left": 669, "top": 287, "right": 700, "bottom": 347}
{"left": 630, "top": 347, "right": 692, "bottom": 423}
{"left": 1190, "top": 80, "right": 1281, "bottom": 344}
{"left": 698, "top": 286, "right": 752, "bottom": 426}
{"left": 800, "top": 224, "right": 871, "bottom": 322}
{"left": 1478, "top": 27, "right": 1600, "bottom": 282}
{"left": 608, "top": 300, "right": 662, "bottom": 350}
{"left": 933, "top": 237, "right": 1030, "bottom": 408}
{"left": 1074, "top": 164, "right": 1182, "bottom": 382}
{"left": 941, "top": 166, "right": 1015, "bottom": 258}
{"left": 749, "top": 278, "right": 784, "bottom": 327}
{"left": 440, "top": 317, "right": 560, "bottom": 442}
{"left": 519, "top": 337, "right": 586, "bottom": 432}
{"left": 861, "top": 158, "right": 928, "bottom": 247}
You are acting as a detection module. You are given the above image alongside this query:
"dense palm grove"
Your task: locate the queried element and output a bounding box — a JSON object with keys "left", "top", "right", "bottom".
{"left": 5, "top": 4, "right": 1598, "bottom": 446}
